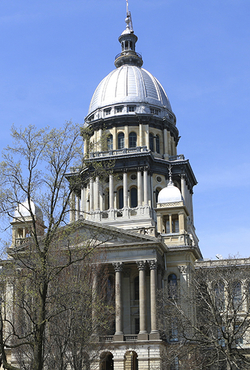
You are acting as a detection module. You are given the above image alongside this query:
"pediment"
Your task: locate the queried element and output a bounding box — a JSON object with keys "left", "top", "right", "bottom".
{"left": 72, "top": 219, "right": 159, "bottom": 248}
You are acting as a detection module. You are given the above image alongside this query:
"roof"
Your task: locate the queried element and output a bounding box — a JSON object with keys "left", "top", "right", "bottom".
{"left": 87, "top": 65, "right": 172, "bottom": 120}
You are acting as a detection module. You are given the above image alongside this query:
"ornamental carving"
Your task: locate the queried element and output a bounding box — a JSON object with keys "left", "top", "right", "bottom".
{"left": 158, "top": 202, "right": 183, "bottom": 207}
{"left": 148, "top": 260, "right": 157, "bottom": 270}
{"left": 113, "top": 262, "right": 123, "bottom": 272}
{"left": 178, "top": 265, "right": 188, "bottom": 274}
{"left": 137, "top": 260, "right": 147, "bottom": 271}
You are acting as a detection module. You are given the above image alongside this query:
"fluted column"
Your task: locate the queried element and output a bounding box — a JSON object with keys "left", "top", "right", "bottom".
{"left": 91, "top": 268, "right": 98, "bottom": 336}
{"left": 99, "top": 128, "right": 102, "bottom": 151}
{"left": 164, "top": 128, "right": 169, "bottom": 157}
{"left": 80, "top": 187, "right": 85, "bottom": 217}
{"left": 137, "top": 261, "right": 147, "bottom": 337}
{"left": 149, "top": 260, "right": 158, "bottom": 334}
{"left": 94, "top": 177, "right": 100, "bottom": 210}
{"left": 113, "top": 262, "right": 123, "bottom": 337}
{"left": 113, "top": 126, "right": 117, "bottom": 150}
{"left": 125, "top": 125, "right": 129, "bottom": 148}
{"left": 89, "top": 178, "right": 94, "bottom": 212}
{"left": 109, "top": 174, "right": 114, "bottom": 209}
{"left": 181, "top": 175, "right": 186, "bottom": 205}
{"left": 145, "top": 124, "right": 149, "bottom": 149}
{"left": 69, "top": 192, "right": 75, "bottom": 223}
{"left": 75, "top": 196, "right": 80, "bottom": 221}
{"left": 143, "top": 169, "right": 148, "bottom": 205}
{"left": 139, "top": 123, "right": 143, "bottom": 146}
{"left": 137, "top": 169, "right": 142, "bottom": 206}
{"left": 123, "top": 171, "right": 128, "bottom": 208}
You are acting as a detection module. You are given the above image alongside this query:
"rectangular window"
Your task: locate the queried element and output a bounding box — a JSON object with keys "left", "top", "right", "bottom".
{"left": 235, "top": 324, "right": 243, "bottom": 344}
{"left": 172, "top": 215, "right": 179, "bottom": 233}
{"left": 115, "top": 106, "right": 123, "bottom": 113}
{"left": 127, "top": 105, "right": 135, "bottom": 112}
{"left": 166, "top": 216, "right": 170, "bottom": 234}
{"left": 104, "top": 108, "right": 111, "bottom": 116}
{"left": 150, "top": 108, "right": 160, "bottom": 115}
{"left": 169, "top": 318, "right": 178, "bottom": 342}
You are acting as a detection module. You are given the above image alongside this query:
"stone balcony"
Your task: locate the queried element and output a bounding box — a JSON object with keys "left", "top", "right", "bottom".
{"left": 88, "top": 146, "right": 185, "bottom": 161}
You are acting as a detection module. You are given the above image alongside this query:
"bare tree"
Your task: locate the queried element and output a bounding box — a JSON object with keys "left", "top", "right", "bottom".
{"left": 0, "top": 123, "right": 114, "bottom": 370}
{"left": 158, "top": 260, "right": 250, "bottom": 370}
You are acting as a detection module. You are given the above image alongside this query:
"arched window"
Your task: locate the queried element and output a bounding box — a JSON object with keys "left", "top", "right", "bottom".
{"left": 118, "top": 188, "right": 124, "bottom": 209}
{"left": 169, "top": 318, "right": 178, "bottom": 342}
{"left": 233, "top": 281, "right": 242, "bottom": 308}
{"left": 156, "top": 135, "right": 160, "bottom": 153}
{"left": 170, "top": 357, "right": 179, "bottom": 370}
{"left": 118, "top": 132, "right": 124, "bottom": 149}
{"left": 130, "top": 187, "right": 138, "bottom": 208}
{"left": 125, "top": 351, "right": 138, "bottom": 370}
{"left": 149, "top": 133, "right": 154, "bottom": 151}
{"left": 214, "top": 281, "right": 225, "bottom": 310}
{"left": 134, "top": 276, "right": 139, "bottom": 300}
{"left": 129, "top": 132, "right": 137, "bottom": 148}
{"left": 168, "top": 273, "right": 177, "bottom": 299}
{"left": 107, "top": 134, "right": 113, "bottom": 150}
{"left": 100, "top": 352, "right": 114, "bottom": 370}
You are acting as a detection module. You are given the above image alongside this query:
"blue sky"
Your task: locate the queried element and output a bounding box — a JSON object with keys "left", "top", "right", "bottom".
{"left": 1, "top": 0, "right": 250, "bottom": 259}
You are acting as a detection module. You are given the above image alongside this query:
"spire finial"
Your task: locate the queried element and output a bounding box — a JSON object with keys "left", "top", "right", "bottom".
{"left": 125, "top": 0, "right": 133, "bottom": 32}
{"left": 114, "top": 2, "right": 143, "bottom": 68}
{"left": 168, "top": 165, "right": 173, "bottom": 184}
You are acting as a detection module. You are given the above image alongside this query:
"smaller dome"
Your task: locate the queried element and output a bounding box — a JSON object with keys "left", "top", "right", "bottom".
{"left": 158, "top": 182, "right": 183, "bottom": 204}
{"left": 14, "top": 199, "right": 43, "bottom": 221}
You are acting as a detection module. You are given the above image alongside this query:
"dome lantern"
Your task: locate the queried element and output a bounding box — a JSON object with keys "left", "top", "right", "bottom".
{"left": 114, "top": 3, "right": 143, "bottom": 68}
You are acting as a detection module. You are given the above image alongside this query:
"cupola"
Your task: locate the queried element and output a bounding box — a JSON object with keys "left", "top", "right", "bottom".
{"left": 155, "top": 168, "right": 190, "bottom": 245}
{"left": 10, "top": 199, "right": 46, "bottom": 248}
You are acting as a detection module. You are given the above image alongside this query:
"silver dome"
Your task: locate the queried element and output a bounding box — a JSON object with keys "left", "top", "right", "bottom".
{"left": 14, "top": 199, "right": 43, "bottom": 221}
{"left": 86, "top": 65, "right": 172, "bottom": 120}
{"left": 158, "top": 182, "right": 183, "bottom": 204}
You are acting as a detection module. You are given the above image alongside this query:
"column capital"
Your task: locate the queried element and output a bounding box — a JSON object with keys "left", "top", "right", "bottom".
{"left": 148, "top": 260, "right": 158, "bottom": 270}
{"left": 113, "top": 262, "right": 123, "bottom": 272}
{"left": 178, "top": 265, "right": 188, "bottom": 274}
{"left": 137, "top": 260, "right": 147, "bottom": 271}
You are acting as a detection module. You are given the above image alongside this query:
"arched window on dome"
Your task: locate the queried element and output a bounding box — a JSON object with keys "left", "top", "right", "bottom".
{"left": 156, "top": 135, "right": 160, "bottom": 153}
{"left": 107, "top": 134, "right": 113, "bottom": 151}
{"left": 118, "top": 132, "right": 124, "bottom": 149}
{"left": 129, "top": 132, "right": 137, "bottom": 148}
{"left": 130, "top": 187, "right": 138, "bottom": 208}
{"left": 149, "top": 133, "right": 154, "bottom": 152}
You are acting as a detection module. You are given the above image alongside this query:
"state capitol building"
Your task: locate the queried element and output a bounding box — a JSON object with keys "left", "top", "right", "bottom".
{"left": 6, "top": 4, "right": 250, "bottom": 370}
